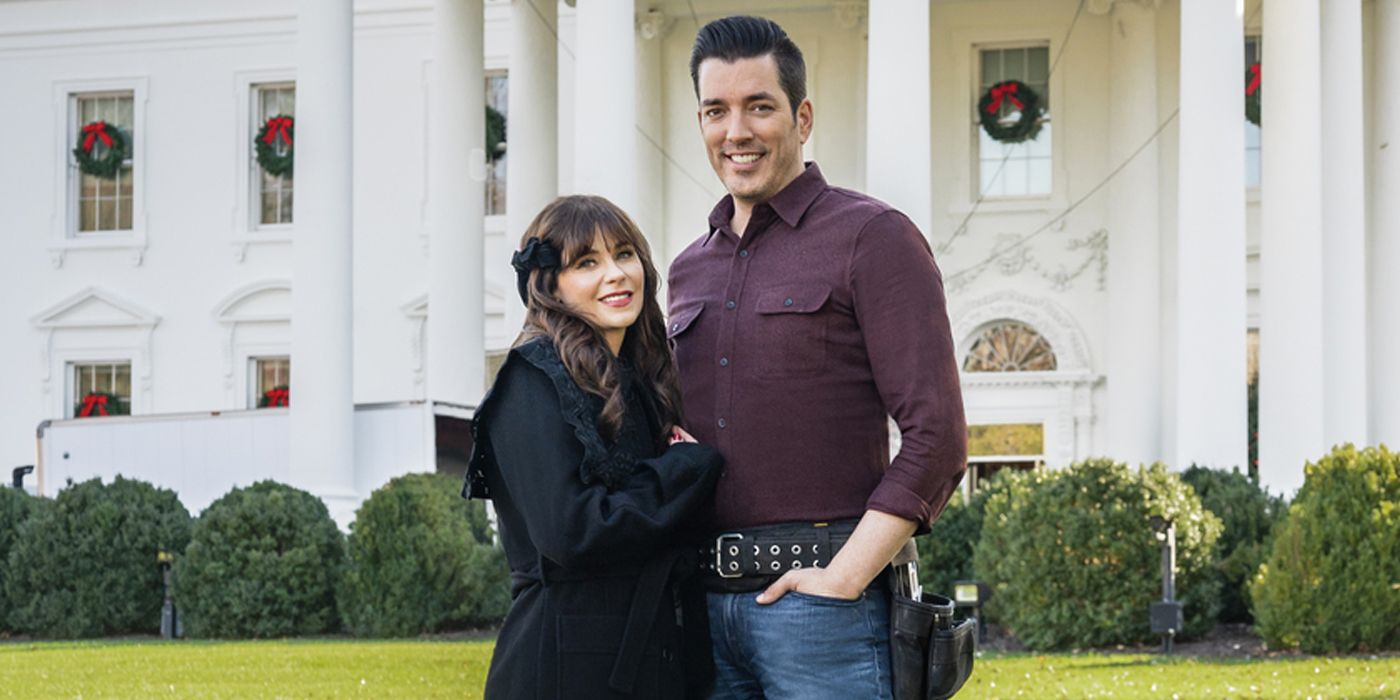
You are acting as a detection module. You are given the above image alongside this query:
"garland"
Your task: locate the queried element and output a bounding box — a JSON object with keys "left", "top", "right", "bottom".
{"left": 1245, "top": 63, "right": 1261, "bottom": 127}
{"left": 486, "top": 105, "right": 507, "bottom": 162}
{"left": 255, "top": 115, "right": 295, "bottom": 176}
{"left": 977, "top": 80, "right": 1044, "bottom": 144}
{"left": 259, "top": 386, "right": 290, "bottom": 408}
{"left": 72, "top": 121, "right": 127, "bottom": 179}
{"left": 74, "top": 392, "right": 130, "bottom": 418}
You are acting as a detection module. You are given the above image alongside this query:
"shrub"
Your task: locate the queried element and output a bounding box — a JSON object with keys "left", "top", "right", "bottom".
{"left": 0, "top": 488, "right": 47, "bottom": 634}
{"left": 1250, "top": 444, "right": 1400, "bottom": 653}
{"left": 974, "top": 459, "right": 1222, "bottom": 650}
{"left": 176, "top": 481, "right": 345, "bottom": 638}
{"left": 915, "top": 477, "right": 1015, "bottom": 601}
{"left": 1181, "top": 465, "right": 1286, "bottom": 623}
{"left": 4, "top": 477, "right": 191, "bottom": 638}
{"left": 340, "top": 473, "right": 510, "bottom": 636}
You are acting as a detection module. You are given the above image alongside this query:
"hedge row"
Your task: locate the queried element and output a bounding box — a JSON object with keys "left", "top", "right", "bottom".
{"left": 1, "top": 473, "right": 508, "bottom": 639}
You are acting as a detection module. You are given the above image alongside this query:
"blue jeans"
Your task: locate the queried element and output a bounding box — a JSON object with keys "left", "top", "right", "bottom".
{"left": 705, "top": 585, "right": 893, "bottom": 700}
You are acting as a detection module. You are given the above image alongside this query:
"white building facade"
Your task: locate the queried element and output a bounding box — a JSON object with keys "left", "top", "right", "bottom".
{"left": 0, "top": 0, "right": 1394, "bottom": 516}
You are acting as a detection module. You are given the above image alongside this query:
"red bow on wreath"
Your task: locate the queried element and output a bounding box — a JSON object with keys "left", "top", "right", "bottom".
{"left": 1246, "top": 63, "right": 1261, "bottom": 96}
{"left": 264, "top": 387, "right": 290, "bottom": 407}
{"left": 984, "top": 83, "right": 1025, "bottom": 115}
{"left": 262, "top": 116, "right": 294, "bottom": 147}
{"left": 78, "top": 393, "right": 109, "bottom": 417}
{"left": 81, "top": 121, "right": 114, "bottom": 153}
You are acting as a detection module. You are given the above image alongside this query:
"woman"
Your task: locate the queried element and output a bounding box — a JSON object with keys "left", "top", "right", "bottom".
{"left": 464, "top": 195, "right": 723, "bottom": 699}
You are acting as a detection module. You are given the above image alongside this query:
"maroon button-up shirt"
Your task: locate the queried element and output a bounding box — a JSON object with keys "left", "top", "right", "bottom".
{"left": 667, "top": 163, "right": 967, "bottom": 532}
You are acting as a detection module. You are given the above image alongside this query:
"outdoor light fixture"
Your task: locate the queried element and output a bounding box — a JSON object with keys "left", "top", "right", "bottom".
{"left": 11, "top": 465, "right": 33, "bottom": 490}
{"left": 1148, "top": 516, "right": 1183, "bottom": 654}
{"left": 157, "top": 550, "right": 183, "bottom": 639}
{"left": 952, "top": 579, "right": 992, "bottom": 642}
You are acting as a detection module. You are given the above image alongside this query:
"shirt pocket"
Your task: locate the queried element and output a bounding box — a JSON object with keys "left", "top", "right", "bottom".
{"left": 754, "top": 284, "right": 831, "bottom": 377}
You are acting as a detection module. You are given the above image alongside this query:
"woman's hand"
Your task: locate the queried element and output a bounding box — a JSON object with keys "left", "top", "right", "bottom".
{"left": 669, "top": 426, "right": 697, "bottom": 444}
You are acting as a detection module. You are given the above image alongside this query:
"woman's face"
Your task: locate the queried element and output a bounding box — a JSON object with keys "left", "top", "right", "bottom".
{"left": 554, "top": 231, "right": 645, "bottom": 354}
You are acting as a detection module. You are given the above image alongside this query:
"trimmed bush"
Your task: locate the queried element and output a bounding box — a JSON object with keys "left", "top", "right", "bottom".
{"left": 1251, "top": 444, "right": 1400, "bottom": 653}
{"left": 340, "top": 473, "right": 510, "bottom": 636}
{"left": 176, "top": 481, "right": 344, "bottom": 638}
{"left": 974, "top": 459, "right": 1222, "bottom": 650}
{"left": 1181, "top": 465, "right": 1286, "bottom": 623}
{"left": 1, "top": 488, "right": 46, "bottom": 634}
{"left": 4, "top": 477, "right": 191, "bottom": 638}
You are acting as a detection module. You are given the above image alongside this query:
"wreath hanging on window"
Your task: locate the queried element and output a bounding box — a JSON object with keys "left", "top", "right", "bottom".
{"left": 74, "top": 391, "right": 129, "bottom": 418}
{"left": 486, "top": 105, "right": 507, "bottom": 162}
{"left": 72, "top": 121, "right": 127, "bottom": 179}
{"left": 255, "top": 115, "right": 295, "bottom": 176}
{"left": 259, "top": 386, "right": 290, "bottom": 408}
{"left": 977, "top": 80, "right": 1044, "bottom": 144}
{"left": 1245, "top": 63, "right": 1261, "bottom": 126}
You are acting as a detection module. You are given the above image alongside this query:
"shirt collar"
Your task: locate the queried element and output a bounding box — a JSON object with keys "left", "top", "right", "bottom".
{"left": 704, "top": 162, "right": 827, "bottom": 245}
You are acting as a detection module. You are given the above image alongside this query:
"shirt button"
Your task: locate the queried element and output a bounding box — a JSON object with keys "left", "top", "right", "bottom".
{"left": 739, "top": 250, "right": 750, "bottom": 259}
{"left": 719, "top": 357, "right": 729, "bottom": 367}
{"left": 725, "top": 300, "right": 736, "bottom": 310}
{"left": 784, "top": 298, "right": 794, "bottom": 307}
{"left": 670, "top": 322, "right": 679, "bottom": 332}
{"left": 718, "top": 418, "right": 728, "bottom": 429}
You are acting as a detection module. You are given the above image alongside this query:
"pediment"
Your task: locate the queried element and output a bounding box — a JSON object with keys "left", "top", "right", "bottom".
{"left": 31, "top": 287, "right": 160, "bottom": 330}
{"left": 401, "top": 285, "right": 508, "bottom": 318}
{"left": 213, "top": 280, "right": 291, "bottom": 323}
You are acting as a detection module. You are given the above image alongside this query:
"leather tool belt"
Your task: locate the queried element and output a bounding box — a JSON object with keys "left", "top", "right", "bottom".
{"left": 702, "top": 520, "right": 858, "bottom": 580}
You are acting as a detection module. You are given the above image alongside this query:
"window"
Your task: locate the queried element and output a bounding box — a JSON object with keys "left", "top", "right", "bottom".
{"left": 73, "top": 92, "right": 135, "bottom": 233}
{"left": 1245, "top": 37, "right": 1262, "bottom": 189}
{"left": 70, "top": 361, "right": 132, "bottom": 418}
{"left": 976, "top": 46, "right": 1052, "bottom": 198}
{"left": 251, "top": 356, "right": 291, "bottom": 408}
{"left": 963, "top": 321, "right": 1057, "bottom": 372}
{"left": 966, "top": 423, "right": 1044, "bottom": 491}
{"left": 485, "top": 72, "right": 508, "bottom": 216}
{"left": 254, "top": 83, "right": 296, "bottom": 226}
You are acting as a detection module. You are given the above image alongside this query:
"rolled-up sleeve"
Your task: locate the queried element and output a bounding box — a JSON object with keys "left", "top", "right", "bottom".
{"left": 849, "top": 210, "right": 967, "bottom": 528}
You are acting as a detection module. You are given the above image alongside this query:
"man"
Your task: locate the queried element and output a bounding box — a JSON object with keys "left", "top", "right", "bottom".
{"left": 667, "top": 15, "right": 968, "bottom": 699}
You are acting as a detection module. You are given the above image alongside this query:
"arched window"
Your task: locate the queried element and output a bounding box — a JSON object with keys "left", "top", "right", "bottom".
{"left": 963, "top": 321, "right": 1057, "bottom": 372}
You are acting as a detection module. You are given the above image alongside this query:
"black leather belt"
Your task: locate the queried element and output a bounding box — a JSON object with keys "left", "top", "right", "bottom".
{"left": 702, "top": 521, "right": 857, "bottom": 580}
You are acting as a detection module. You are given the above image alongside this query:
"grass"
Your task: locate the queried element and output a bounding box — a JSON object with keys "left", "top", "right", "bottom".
{"left": 0, "top": 640, "right": 1397, "bottom": 699}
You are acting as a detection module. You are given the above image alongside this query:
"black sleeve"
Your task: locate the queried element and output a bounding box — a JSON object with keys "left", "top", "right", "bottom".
{"left": 486, "top": 359, "right": 723, "bottom": 570}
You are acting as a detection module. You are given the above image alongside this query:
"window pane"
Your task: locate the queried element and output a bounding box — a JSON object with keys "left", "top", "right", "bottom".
{"left": 73, "top": 92, "right": 134, "bottom": 233}
{"left": 976, "top": 47, "right": 1052, "bottom": 198}
{"left": 255, "top": 83, "right": 295, "bottom": 227}
{"left": 485, "top": 73, "right": 508, "bottom": 215}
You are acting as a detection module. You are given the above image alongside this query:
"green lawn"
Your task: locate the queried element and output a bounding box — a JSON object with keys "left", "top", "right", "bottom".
{"left": 1, "top": 640, "right": 1396, "bottom": 699}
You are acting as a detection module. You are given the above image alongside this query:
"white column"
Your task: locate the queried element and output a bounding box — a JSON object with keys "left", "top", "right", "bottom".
{"left": 504, "top": 0, "right": 558, "bottom": 341}
{"left": 573, "top": 0, "right": 636, "bottom": 213}
{"left": 291, "top": 0, "right": 357, "bottom": 519}
{"left": 865, "top": 0, "right": 932, "bottom": 236}
{"left": 1104, "top": 0, "right": 1161, "bottom": 466}
{"left": 427, "top": 0, "right": 486, "bottom": 405}
{"left": 1373, "top": 0, "right": 1400, "bottom": 447}
{"left": 1321, "top": 0, "right": 1368, "bottom": 449}
{"left": 1175, "top": 0, "right": 1247, "bottom": 470}
{"left": 635, "top": 9, "right": 670, "bottom": 258}
{"left": 1259, "top": 0, "right": 1325, "bottom": 495}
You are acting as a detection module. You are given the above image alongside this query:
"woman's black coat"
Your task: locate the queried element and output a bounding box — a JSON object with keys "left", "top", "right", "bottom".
{"left": 465, "top": 338, "right": 723, "bottom": 700}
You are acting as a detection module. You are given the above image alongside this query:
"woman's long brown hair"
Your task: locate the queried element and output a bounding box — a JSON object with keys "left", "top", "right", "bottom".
{"left": 515, "top": 195, "right": 683, "bottom": 444}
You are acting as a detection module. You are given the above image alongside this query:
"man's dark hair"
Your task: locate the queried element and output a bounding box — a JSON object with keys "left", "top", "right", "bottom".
{"left": 689, "top": 15, "right": 807, "bottom": 115}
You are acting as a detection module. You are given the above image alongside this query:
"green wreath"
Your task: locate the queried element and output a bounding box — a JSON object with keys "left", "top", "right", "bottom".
{"left": 72, "top": 121, "right": 127, "bottom": 179}
{"left": 255, "top": 114, "right": 295, "bottom": 176}
{"left": 1245, "top": 63, "right": 1261, "bottom": 127}
{"left": 977, "top": 80, "right": 1044, "bottom": 144}
{"left": 74, "top": 391, "right": 129, "bottom": 418}
{"left": 486, "top": 105, "right": 507, "bottom": 162}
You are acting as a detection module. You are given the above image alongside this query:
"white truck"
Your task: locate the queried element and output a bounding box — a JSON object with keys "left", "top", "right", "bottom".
{"left": 28, "top": 401, "right": 475, "bottom": 528}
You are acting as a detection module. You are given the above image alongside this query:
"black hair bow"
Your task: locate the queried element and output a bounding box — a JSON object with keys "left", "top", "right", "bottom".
{"left": 511, "top": 236, "right": 561, "bottom": 305}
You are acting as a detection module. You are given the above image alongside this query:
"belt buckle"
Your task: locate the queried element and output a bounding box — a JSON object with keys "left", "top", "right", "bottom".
{"left": 714, "top": 532, "right": 744, "bottom": 579}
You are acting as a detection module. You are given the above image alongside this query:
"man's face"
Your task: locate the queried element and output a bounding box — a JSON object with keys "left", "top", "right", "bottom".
{"left": 697, "top": 54, "right": 812, "bottom": 208}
